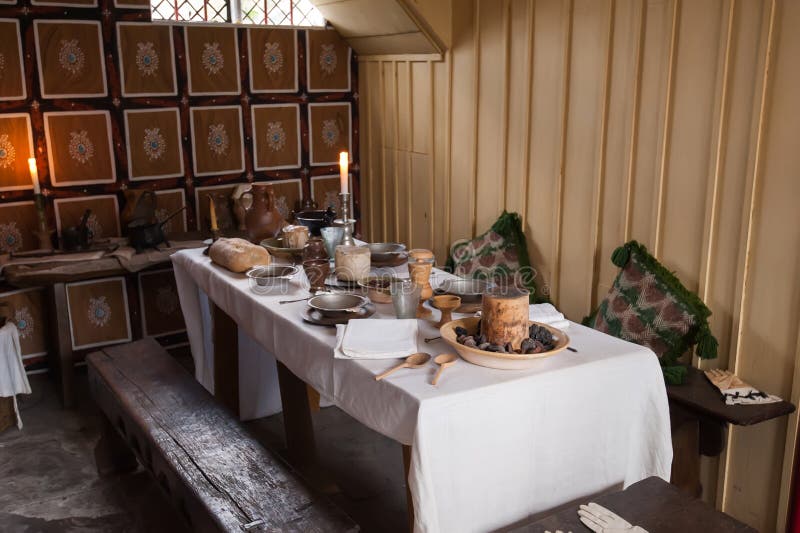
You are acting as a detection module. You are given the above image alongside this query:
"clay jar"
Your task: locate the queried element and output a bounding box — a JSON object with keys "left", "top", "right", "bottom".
{"left": 238, "top": 184, "right": 286, "bottom": 242}
{"left": 303, "top": 236, "right": 328, "bottom": 262}
{"left": 481, "top": 286, "right": 530, "bottom": 351}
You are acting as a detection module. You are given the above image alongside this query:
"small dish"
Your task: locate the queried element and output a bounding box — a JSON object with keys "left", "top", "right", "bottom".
{"left": 308, "top": 293, "right": 369, "bottom": 317}
{"left": 246, "top": 265, "right": 299, "bottom": 295}
{"left": 358, "top": 275, "right": 401, "bottom": 304}
{"left": 260, "top": 237, "right": 303, "bottom": 263}
{"left": 367, "top": 242, "right": 407, "bottom": 263}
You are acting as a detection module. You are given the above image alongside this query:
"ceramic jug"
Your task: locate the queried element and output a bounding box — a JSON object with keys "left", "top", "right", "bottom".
{"left": 302, "top": 236, "right": 328, "bottom": 262}
{"left": 238, "top": 184, "right": 286, "bottom": 243}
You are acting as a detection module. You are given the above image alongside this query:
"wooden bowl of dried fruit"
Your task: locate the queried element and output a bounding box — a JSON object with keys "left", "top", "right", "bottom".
{"left": 440, "top": 317, "right": 570, "bottom": 370}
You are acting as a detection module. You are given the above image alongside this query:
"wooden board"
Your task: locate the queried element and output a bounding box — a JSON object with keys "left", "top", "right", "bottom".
{"left": 87, "top": 338, "right": 358, "bottom": 533}
{"left": 667, "top": 367, "right": 795, "bottom": 427}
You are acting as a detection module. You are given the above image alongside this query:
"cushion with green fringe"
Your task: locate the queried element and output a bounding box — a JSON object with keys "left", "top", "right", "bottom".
{"left": 583, "top": 240, "right": 718, "bottom": 385}
{"left": 445, "top": 211, "right": 546, "bottom": 303}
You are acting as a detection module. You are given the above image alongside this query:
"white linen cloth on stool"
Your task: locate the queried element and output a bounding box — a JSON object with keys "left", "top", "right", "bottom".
{"left": 172, "top": 248, "right": 672, "bottom": 533}
{"left": 0, "top": 322, "right": 31, "bottom": 429}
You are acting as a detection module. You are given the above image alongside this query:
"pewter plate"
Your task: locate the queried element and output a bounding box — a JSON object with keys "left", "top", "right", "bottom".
{"left": 307, "top": 293, "right": 368, "bottom": 316}
{"left": 436, "top": 278, "right": 493, "bottom": 304}
{"left": 302, "top": 303, "right": 376, "bottom": 326}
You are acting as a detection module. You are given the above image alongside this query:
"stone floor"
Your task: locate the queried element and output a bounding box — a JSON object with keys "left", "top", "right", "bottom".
{"left": 0, "top": 372, "right": 407, "bottom": 533}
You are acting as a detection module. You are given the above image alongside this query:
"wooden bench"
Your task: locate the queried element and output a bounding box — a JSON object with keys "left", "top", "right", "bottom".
{"left": 510, "top": 476, "right": 755, "bottom": 532}
{"left": 87, "top": 338, "right": 359, "bottom": 533}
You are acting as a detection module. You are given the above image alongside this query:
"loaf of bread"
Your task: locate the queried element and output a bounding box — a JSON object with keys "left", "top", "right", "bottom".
{"left": 209, "top": 238, "right": 271, "bottom": 273}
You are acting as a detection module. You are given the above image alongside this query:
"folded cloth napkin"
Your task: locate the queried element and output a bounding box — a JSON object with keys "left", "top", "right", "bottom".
{"left": 335, "top": 319, "right": 418, "bottom": 360}
{"left": 0, "top": 322, "right": 31, "bottom": 429}
{"left": 704, "top": 368, "right": 782, "bottom": 406}
{"left": 529, "top": 303, "right": 570, "bottom": 330}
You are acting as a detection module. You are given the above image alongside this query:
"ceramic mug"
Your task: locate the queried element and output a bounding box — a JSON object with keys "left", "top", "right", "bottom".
{"left": 303, "top": 259, "right": 330, "bottom": 291}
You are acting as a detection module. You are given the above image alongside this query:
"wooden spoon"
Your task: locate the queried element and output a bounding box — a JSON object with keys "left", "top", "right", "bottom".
{"left": 375, "top": 352, "right": 432, "bottom": 381}
{"left": 432, "top": 353, "right": 458, "bottom": 386}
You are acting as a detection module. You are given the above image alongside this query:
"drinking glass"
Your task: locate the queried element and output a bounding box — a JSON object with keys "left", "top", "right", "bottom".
{"left": 391, "top": 280, "right": 423, "bottom": 319}
{"left": 320, "top": 226, "right": 344, "bottom": 260}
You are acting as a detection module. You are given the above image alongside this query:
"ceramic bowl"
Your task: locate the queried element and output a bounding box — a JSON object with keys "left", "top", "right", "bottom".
{"left": 367, "top": 242, "right": 407, "bottom": 262}
{"left": 246, "top": 265, "right": 299, "bottom": 295}
{"left": 308, "top": 293, "right": 369, "bottom": 317}
{"left": 358, "top": 275, "right": 401, "bottom": 304}
{"left": 436, "top": 278, "right": 493, "bottom": 304}
{"left": 440, "top": 317, "right": 570, "bottom": 370}
{"left": 260, "top": 237, "right": 303, "bottom": 263}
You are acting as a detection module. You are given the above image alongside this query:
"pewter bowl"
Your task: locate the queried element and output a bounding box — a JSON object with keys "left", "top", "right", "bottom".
{"left": 246, "top": 265, "right": 299, "bottom": 294}
{"left": 308, "top": 293, "right": 369, "bottom": 317}
{"left": 436, "top": 278, "right": 493, "bottom": 303}
{"left": 367, "top": 242, "right": 407, "bottom": 262}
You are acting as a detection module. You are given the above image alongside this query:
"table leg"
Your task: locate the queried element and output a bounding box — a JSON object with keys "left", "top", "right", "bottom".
{"left": 670, "top": 404, "right": 702, "bottom": 497}
{"left": 403, "top": 444, "right": 415, "bottom": 533}
{"left": 211, "top": 303, "right": 239, "bottom": 417}
{"left": 49, "top": 283, "right": 75, "bottom": 408}
{"left": 276, "top": 361, "right": 317, "bottom": 466}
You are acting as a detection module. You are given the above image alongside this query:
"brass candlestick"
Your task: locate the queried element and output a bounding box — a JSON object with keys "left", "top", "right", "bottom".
{"left": 335, "top": 192, "right": 356, "bottom": 247}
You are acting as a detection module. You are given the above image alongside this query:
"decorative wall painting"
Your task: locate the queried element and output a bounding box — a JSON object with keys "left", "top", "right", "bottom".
{"left": 34, "top": 20, "right": 107, "bottom": 98}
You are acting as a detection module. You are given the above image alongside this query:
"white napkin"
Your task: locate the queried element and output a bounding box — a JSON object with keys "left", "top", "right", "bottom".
{"left": 334, "top": 319, "right": 418, "bottom": 359}
{"left": 529, "top": 303, "right": 570, "bottom": 330}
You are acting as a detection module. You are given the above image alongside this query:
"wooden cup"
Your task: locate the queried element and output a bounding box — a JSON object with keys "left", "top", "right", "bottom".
{"left": 481, "top": 286, "right": 530, "bottom": 351}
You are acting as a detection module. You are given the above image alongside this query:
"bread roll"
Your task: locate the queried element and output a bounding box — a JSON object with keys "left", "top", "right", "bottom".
{"left": 209, "top": 238, "right": 271, "bottom": 273}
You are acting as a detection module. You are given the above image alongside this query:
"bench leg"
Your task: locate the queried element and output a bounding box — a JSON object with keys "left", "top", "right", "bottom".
{"left": 94, "top": 415, "right": 138, "bottom": 477}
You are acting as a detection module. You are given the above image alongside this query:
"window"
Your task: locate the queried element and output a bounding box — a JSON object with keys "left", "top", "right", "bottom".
{"left": 151, "top": 0, "right": 326, "bottom": 26}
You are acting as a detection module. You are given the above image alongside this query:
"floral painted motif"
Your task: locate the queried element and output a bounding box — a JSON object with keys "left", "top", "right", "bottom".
{"left": 207, "top": 123, "right": 229, "bottom": 156}
{"left": 58, "top": 39, "right": 85, "bottom": 75}
{"left": 0, "top": 53, "right": 5, "bottom": 78}
{"left": 321, "top": 119, "right": 339, "bottom": 148}
{"left": 262, "top": 42, "right": 283, "bottom": 74}
{"left": 323, "top": 190, "right": 340, "bottom": 212}
{"left": 86, "top": 213, "right": 102, "bottom": 238}
{"left": 143, "top": 127, "right": 166, "bottom": 161}
{"left": 135, "top": 42, "right": 159, "bottom": 76}
{"left": 266, "top": 121, "right": 286, "bottom": 152}
{"left": 201, "top": 42, "right": 224, "bottom": 75}
{"left": 87, "top": 295, "right": 111, "bottom": 327}
{"left": 319, "top": 43, "right": 337, "bottom": 76}
{"left": 0, "top": 221, "right": 22, "bottom": 253}
{"left": 68, "top": 131, "right": 94, "bottom": 164}
{"left": 0, "top": 134, "right": 16, "bottom": 169}
{"left": 14, "top": 307, "right": 34, "bottom": 340}
{"left": 155, "top": 285, "right": 179, "bottom": 315}
{"left": 275, "top": 195, "right": 289, "bottom": 219}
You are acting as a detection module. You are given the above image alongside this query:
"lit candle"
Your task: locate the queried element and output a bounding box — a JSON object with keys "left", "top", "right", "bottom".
{"left": 339, "top": 151, "right": 349, "bottom": 195}
{"left": 208, "top": 197, "right": 218, "bottom": 231}
{"left": 28, "top": 157, "right": 40, "bottom": 195}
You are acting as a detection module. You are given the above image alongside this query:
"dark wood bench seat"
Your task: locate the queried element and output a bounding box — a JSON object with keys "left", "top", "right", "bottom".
{"left": 87, "top": 338, "right": 358, "bottom": 533}
{"left": 509, "top": 476, "right": 755, "bottom": 533}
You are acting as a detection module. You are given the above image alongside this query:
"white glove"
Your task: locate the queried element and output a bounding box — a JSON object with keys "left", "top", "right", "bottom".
{"left": 704, "top": 368, "right": 782, "bottom": 405}
{"left": 578, "top": 503, "right": 648, "bottom": 533}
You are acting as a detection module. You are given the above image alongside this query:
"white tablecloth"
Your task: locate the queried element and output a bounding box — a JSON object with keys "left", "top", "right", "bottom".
{"left": 0, "top": 322, "right": 31, "bottom": 429}
{"left": 172, "top": 248, "right": 672, "bottom": 533}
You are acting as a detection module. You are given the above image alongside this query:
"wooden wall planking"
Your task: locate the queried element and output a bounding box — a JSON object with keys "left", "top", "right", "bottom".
{"left": 357, "top": 1, "right": 800, "bottom": 527}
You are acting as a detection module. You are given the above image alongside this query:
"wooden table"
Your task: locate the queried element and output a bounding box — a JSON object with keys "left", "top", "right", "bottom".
{"left": 667, "top": 367, "right": 795, "bottom": 496}
{"left": 510, "top": 476, "right": 755, "bottom": 532}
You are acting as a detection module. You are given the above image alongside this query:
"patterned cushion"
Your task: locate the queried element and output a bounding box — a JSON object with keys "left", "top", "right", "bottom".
{"left": 446, "top": 211, "right": 546, "bottom": 303}
{"left": 584, "top": 241, "right": 718, "bottom": 385}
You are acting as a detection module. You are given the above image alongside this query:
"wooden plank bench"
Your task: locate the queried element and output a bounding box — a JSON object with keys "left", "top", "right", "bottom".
{"left": 87, "top": 338, "right": 359, "bottom": 533}
{"left": 509, "top": 476, "right": 755, "bottom": 533}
